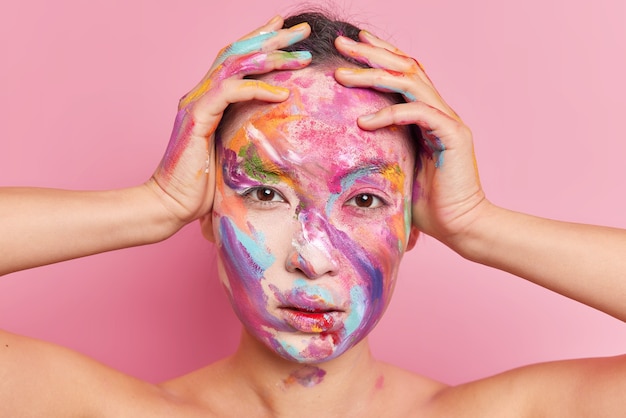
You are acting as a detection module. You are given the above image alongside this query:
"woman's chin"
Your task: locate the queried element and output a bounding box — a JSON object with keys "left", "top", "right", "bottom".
{"left": 267, "top": 331, "right": 351, "bottom": 364}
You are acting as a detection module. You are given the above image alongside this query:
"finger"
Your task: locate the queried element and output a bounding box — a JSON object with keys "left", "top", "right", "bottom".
{"left": 335, "top": 36, "right": 419, "bottom": 74}
{"left": 221, "top": 50, "right": 312, "bottom": 78}
{"left": 358, "top": 30, "right": 410, "bottom": 57}
{"left": 216, "top": 22, "right": 311, "bottom": 66}
{"left": 335, "top": 67, "right": 417, "bottom": 100}
{"left": 358, "top": 101, "right": 466, "bottom": 135}
{"left": 358, "top": 102, "right": 466, "bottom": 169}
{"left": 190, "top": 79, "right": 292, "bottom": 126}
{"left": 181, "top": 22, "right": 311, "bottom": 108}
{"left": 238, "top": 15, "right": 284, "bottom": 41}
{"left": 359, "top": 31, "right": 428, "bottom": 74}
{"left": 357, "top": 101, "right": 468, "bottom": 157}
{"left": 336, "top": 67, "right": 459, "bottom": 121}
{"left": 180, "top": 50, "right": 311, "bottom": 109}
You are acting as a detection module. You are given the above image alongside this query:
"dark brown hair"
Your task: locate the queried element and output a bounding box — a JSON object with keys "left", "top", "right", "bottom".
{"left": 281, "top": 12, "right": 367, "bottom": 68}
{"left": 216, "top": 10, "right": 422, "bottom": 157}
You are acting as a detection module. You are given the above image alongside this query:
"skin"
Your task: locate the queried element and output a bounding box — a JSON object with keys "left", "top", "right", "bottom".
{"left": 206, "top": 67, "right": 416, "bottom": 364}
{"left": 2, "top": 14, "right": 626, "bottom": 418}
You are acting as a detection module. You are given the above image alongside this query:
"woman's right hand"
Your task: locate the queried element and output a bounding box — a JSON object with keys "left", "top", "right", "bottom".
{"left": 148, "top": 16, "right": 312, "bottom": 229}
{"left": 333, "top": 31, "right": 488, "bottom": 251}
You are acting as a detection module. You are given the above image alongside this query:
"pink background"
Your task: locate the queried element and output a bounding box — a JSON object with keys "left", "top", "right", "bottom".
{"left": 1, "top": 0, "right": 625, "bottom": 385}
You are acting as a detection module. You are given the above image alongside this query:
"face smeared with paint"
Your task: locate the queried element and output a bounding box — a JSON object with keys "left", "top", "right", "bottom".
{"left": 206, "top": 67, "right": 417, "bottom": 363}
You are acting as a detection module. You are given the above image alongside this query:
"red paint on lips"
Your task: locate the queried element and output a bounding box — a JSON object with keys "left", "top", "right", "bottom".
{"left": 282, "top": 309, "right": 336, "bottom": 333}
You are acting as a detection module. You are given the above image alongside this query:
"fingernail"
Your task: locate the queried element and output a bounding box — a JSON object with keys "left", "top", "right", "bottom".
{"left": 290, "top": 22, "right": 309, "bottom": 32}
{"left": 275, "top": 86, "right": 290, "bottom": 96}
{"left": 359, "top": 113, "right": 376, "bottom": 122}
{"left": 287, "top": 50, "right": 312, "bottom": 60}
{"left": 267, "top": 15, "right": 281, "bottom": 25}
{"left": 337, "top": 36, "right": 357, "bottom": 45}
{"left": 361, "top": 30, "right": 376, "bottom": 40}
{"left": 337, "top": 68, "right": 357, "bottom": 75}
{"left": 259, "top": 84, "right": 289, "bottom": 96}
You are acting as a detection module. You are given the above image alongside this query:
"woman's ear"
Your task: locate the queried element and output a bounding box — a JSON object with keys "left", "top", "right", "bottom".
{"left": 199, "top": 213, "right": 216, "bottom": 242}
{"left": 406, "top": 225, "right": 420, "bottom": 251}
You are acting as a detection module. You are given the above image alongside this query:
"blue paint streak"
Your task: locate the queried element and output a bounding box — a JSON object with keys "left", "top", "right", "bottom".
{"left": 278, "top": 339, "right": 302, "bottom": 359}
{"left": 345, "top": 286, "right": 366, "bottom": 335}
{"left": 220, "top": 217, "right": 275, "bottom": 275}
{"left": 325, "top": 166, "right": 380, "bottom": 216}
{"left": 218, "top": 31, "right": 278, "bottom": 64}
{"left": 293, "top": 278, "right": 336, "bottom": 305}
{"left": 373, "top": 84, "right": 416, "bottom": 102}
{"left": 425, "top": 134, "right": 446, "bottom": 168}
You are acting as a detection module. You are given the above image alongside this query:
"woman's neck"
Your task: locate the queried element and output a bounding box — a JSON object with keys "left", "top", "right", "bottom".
{"left": 226, "top": 330, "right": 385, "bottom": 417}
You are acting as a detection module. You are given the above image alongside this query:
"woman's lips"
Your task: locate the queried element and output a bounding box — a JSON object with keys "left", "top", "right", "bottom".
{"left": 280, "top": 308, "right": 341, "bottom": 333}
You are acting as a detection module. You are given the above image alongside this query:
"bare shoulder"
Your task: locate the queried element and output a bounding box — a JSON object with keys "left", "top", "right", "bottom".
{"left": 0, "top": 329, "right": 182, "bottom": 418}
{"left": 428, "top": 354, "right": 626, "bottom": 417}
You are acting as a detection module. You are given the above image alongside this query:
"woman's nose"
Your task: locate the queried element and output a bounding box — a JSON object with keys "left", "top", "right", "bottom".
{"left": 285, "top": 210, "right": 339, "bottom": 279}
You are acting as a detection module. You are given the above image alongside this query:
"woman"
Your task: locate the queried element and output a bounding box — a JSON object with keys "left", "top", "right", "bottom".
{"left": 1, "top": 11, "right": 625, "bottom": 417}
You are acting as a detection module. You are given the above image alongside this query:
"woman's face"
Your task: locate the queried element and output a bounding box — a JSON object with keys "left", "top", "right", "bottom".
{"left": 208, "top": 67, "right": 417, "bottom": 363}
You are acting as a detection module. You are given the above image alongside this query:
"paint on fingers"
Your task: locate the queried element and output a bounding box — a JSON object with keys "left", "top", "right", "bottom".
{"left": 218, "top": 31, "right": 278, "bottom": 63}
{"left": 424, "top": 131, "right": 445, "bottom": 168}
{"left": 161, "top": 108, "right": 194, "bottom": 177}
{"left": 179, "top": 78, "right": 213, "bottom": 109}
{"left": 373, "top": 83, "right": 416, "bottom": 102}
{"left": 236, "top": 80, "right": 290, "bottom": 97}
{"left": 236, "top": 50, "right": 312, "bottom": 74}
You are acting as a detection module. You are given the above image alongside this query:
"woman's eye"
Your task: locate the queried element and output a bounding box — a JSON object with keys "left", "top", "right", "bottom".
{"left": 245, "top": 187, "right": 285, "bottom": 203}
{"left": 346, "top": 193, "right": 384, "bottom": 209}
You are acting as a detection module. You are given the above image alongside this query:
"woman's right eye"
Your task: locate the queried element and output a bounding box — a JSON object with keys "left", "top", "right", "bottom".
{"left": 244, "top": 187, "right": 285, "bottom": 203}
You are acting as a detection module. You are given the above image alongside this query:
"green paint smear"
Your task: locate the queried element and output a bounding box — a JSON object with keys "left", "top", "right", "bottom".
{"left": 238, "top": 144, "right": 280, "bottom": 183}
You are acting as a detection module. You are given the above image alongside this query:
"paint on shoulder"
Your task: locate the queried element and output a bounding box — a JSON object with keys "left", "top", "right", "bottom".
{"left": 375, "top": 374, "right": 385, "bottom": 390}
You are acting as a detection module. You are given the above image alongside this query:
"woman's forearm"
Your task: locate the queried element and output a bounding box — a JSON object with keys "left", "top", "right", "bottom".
{"left": 454, "top": 204, "right": 626, "bottom": 322}
{"left": 0, "top": 184, "right": 183, "bottom": 276}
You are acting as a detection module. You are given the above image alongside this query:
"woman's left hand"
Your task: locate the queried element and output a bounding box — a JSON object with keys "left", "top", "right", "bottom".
{"left": 334, "top": 32, "right": 490, "bottom": 249}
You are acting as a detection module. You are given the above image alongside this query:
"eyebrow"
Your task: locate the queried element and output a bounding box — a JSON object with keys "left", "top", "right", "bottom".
{"left": 242, "top": 155, "right": 285, "bottom": 184}
{"left": 333, "top": 161, "right": 399, "bottom": 190}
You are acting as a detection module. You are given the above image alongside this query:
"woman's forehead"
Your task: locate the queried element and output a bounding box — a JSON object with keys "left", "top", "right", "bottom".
{"left": 263, "top": 67, "right": 392, "bottom": 117}
{"left": 221, "top": 67, "right": 414, "bottom": 175}
{"left": 220, "top": 67, "right": 413, "bottom": 165}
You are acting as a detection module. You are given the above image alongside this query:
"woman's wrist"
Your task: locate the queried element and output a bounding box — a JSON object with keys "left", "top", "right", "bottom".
{"left": 441, "top": 199, "right": 505, "bottom": 264}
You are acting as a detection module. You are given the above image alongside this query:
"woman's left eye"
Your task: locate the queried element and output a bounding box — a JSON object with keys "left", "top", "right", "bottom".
{"left": 244, "top": 187, "right": 285, "bottom": 203}
{"left": 345, "top": 193, "right": 384, "bottom": 209}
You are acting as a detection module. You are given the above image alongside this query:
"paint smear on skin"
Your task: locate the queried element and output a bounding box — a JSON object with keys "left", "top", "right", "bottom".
{"left": 344, "top": 286, "right": 367, "bottom": 337}
{"left": 215, "top": 69, "right": 412, "bottom": 363}
{"left": 432, "top": 138, "right": 445, "bottom": 168}
{"left": 291, "top": 75, "right": 314, "bottom": 89}
{"left": 325, "top": 165, "right": 382, "bottom": 215}
{"left": 375, "top": 375, "right": 385, "bottom": 390}
{"left": 324, "top": 163, "right": 406, "bottom": 217}
{"left": 272, "top": 71, "right": 293, "bottom": 82}
{"left": 180, "top": 31, "right": 310, "bottom": 109}
{"left": 218, "top": 32, "right": 278, "bottom": 64}
{"left": 293, "top": 210, "right": 338, "bottom": 276}
{"left": 238, "top": 143, "right": 283, "bottom": 184}
{"left": 292, "top": 278, "right": 335, "bottom": 305}
{"left": 218, "top": 24, "right": 308, "bottom": 65}
{"left": 218, "top": 216, "right": 285, "bottom": 332}
{"left": 283, "top": 366, "right": 327, "bottom": 388}
{"left": 373, "top": 84, "right": 417, "bottom": 102}
{"left": 270, "top": 282, "right": 336, "bottom": 308}
{"left": 377, "top": 195, "right": 411, "bottom": 253}
{"left": 227, "top": 105, "right": 304, "bottom": 157}
{"left": 403, "top": 196, "right": 412, "bottom": 247}
{"left": 337, "top": 66, "right": 419, "bottom": 101}
{"left": 160, "top": 108, "right": 194, "bottom": 178}
{"left": 273, "top": 206, "right": 389, "bottom": 362}
{"left": 237, "top": 51, "right": 312, "bottom": 75}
